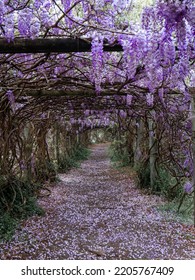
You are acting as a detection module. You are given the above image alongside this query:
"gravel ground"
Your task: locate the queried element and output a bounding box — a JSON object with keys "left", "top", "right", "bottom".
{"left": 0, "top": 143, "right": 195, "bottom": 259}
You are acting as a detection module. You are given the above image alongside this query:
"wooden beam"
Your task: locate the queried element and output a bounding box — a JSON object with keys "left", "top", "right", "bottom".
{"left": 18, "top": 88, "right": 128, "bottom": 97}
{"left": 0, "top": 38, "right": 123, "bottom": 54}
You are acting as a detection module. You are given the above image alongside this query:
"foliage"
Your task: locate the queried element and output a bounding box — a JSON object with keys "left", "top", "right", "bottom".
{"left": 0, "top": 213, "right": 18, "bottom": 242}
{"left": 158, "top": 195, "right": 194, "bottom": 225}
{"left": 134, "top": 161, "right": 151, "bottom": 190}
{"left": 135, "top": 162, "right": 184, "bottom": 200}
{"left": 36, "top": 160, "right": 57, "bottom": 182}
{"left": 89, "top": 128, "right": 112, "bottom": 143}
{"left": 58, "top": 146, "right": 90, "bottom": 173}
{"left": 108, "top": 139, "right": 132, "bottom": 168}
{"left": 58, "top": 155, "right": 79, "bottom": 172}
{"left": 0, "top": 143, "right": 90, "bottom": 241}
{"left": 35, "top": 160, "right": 57, "bottom": 183}
{"left": 0, "top": 176, "right": 44, "bottom": 241}
{"left": 153, "top": 168, "right": 183, "bottom": 200}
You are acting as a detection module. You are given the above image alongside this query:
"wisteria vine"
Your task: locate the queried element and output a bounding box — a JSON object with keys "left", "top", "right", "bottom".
{"left": 0, "top": 0, "right": 194, "bottom": 218}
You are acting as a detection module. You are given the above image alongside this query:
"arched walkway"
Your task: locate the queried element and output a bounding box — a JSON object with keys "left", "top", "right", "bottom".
{"left": 1, "top": 144, "right": 194, "bottom": 260}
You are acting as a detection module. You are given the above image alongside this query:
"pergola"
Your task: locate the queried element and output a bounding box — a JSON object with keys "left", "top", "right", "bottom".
{"left": 0, "top": 0, "right": 194, "bottom": 226}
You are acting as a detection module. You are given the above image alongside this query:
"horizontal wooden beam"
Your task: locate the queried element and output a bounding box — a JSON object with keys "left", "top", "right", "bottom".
{"left": 19, "top": 88, "right": 128, "bottom": 97}
{"left": 23, "top": 89, "right": 95, "bottom": 97}
{"left": 17, "top": 87, "right": 188, "bottom": 99}
{"left": 0, "top": 38, "right": 123, "bottom": 54}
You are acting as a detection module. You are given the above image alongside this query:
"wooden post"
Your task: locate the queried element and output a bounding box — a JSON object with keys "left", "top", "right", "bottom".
{"left": 190, "top": 87, "right": 195, "bottom": 227}
{"left": 134, "top": 118, "right": 143, "bottom": 167}
{"left": 148, "top": 110, "right": 157, "bottom": 189}
{"left": 55, "top": 123, "right": 60, "bottom": 166}
{"left": 76, "top": 131, "right": 80, "bottom": 145}
{"left": 23, "top": 123, "right": 34, "bottom": 180}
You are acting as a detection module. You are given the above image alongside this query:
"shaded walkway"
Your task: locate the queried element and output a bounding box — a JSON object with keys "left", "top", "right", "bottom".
{"left": 0, "top": 143, "right": 195, "bottom": 259}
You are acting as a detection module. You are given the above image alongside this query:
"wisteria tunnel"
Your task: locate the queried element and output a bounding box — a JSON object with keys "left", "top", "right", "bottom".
{"left": 0, "top": 0, "right": 195, "bottom": 260}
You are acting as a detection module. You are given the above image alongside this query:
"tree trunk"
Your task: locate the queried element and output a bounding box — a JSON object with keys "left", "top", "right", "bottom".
{"left": 148, "top": 111, "right": 157, "bottom": 189}
{"left": 134, "top": 118, "right": 143, "bottom": 167}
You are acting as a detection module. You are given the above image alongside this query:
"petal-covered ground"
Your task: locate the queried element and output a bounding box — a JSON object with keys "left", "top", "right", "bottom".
{"left": 0, "top": 143, "right": 195, "bottom": 259}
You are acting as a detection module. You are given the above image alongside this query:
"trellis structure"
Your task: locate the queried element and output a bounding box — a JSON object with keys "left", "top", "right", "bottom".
{"left": 0, "top": 0, "right": 194, "bottom": 225}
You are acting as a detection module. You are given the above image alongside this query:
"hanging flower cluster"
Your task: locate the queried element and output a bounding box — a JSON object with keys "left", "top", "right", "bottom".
{"left": 91, "top": 34, "right": 104, "bottom": 94}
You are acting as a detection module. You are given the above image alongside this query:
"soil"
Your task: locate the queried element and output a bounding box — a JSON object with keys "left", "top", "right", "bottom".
{"left": 0, "top": 143, "right": 195, "bottom": 259}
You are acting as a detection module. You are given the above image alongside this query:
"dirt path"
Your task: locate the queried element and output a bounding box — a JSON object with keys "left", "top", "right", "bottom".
{"left": 0, "top": 143, "right": 195, "bottom": 259}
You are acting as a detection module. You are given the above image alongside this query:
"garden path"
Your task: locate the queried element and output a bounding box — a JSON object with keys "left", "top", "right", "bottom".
{"left": 0, "top": 143, "right": 195, "bottom": 259}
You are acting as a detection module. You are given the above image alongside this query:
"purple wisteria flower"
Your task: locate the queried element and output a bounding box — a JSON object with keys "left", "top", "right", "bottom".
{"left": 183, "top": 181, "right": 193, "bottom": 193}
{"left": 126, "top": 94, "right": 133, "bottom": 106}
{"left": 146, "top": 92, "right": 154, "bottom": 107}
{"left": 91, "top": 34, "right": 104, "bottom": 94}
{"left": 6, "top": 90, "right": 16, "bottom": 112}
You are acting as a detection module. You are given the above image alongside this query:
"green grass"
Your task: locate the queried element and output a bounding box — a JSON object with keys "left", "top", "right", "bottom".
{"left": 0, "top": 213, "right": 18, "bottom": 241}
{"left": 74, "top": 146, "right": 90, "bottom": 161}
{"left": 157, "top": 195, "right": 194, "bottom": 225}
{"left": 58, "top": 146, "right": 91, "bottom": 172}
{"left": 0, "top": 177, "right": 44, "bottom": 241}
{"left": 108, "top": 142, "right": 132, "bottom": 168}
{"left": 0, "top": 204, "right": 44, "bottom": 242}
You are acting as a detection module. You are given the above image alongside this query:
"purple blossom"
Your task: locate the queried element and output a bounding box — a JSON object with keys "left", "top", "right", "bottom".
{"left": 142, "top": 7, "right": 154, "bottom": 30}
{"left": 146, "top": 92, "right": 154, "bottom": 107}
{"left": 39, "top": 5, "right": 53, "bottom": 28}
{"left": 91, "top": 34, "right": 104, "bottom": 94}
{"left": 30, "top": 20, "right": 40, "bottom": 39}
{"left": 18, "top": 9, "right": 33, "bottom": 38}
{"left": 126, "top": 94, "right": 133, "bottom": 106}
{"left": 183, "top": 181, "right": 193, "bottom": 193}
{"left": 6, "top": 90, "right": 16, "bottom": 112}
{"left": 119, "top": 109, "right": 127, "bottom": 119}
{"left": 0, "top": 1, "right": 5, "bottom": 25}
{"left": 4, "top": 12, "right": 14, "bottom": 41}
{"left": 34, "top": 0, "right": 44, "bottom": 9}
{"left": 160, "top": 36, "right": 176, "bottom": 65}
{"left": 62, "top": 0, "right": 73, "bottom": 28}
{"left": 19, "top": 160, "right": 26, "bottom": 171}
{"left": 158, "top": 88, "right": 164, "bottom": 103}
{"left": 84, "top": 110, "right": 90, "bottom": 117}
{"left": 43, "top": 1, "right": 51, "bottom": 11}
